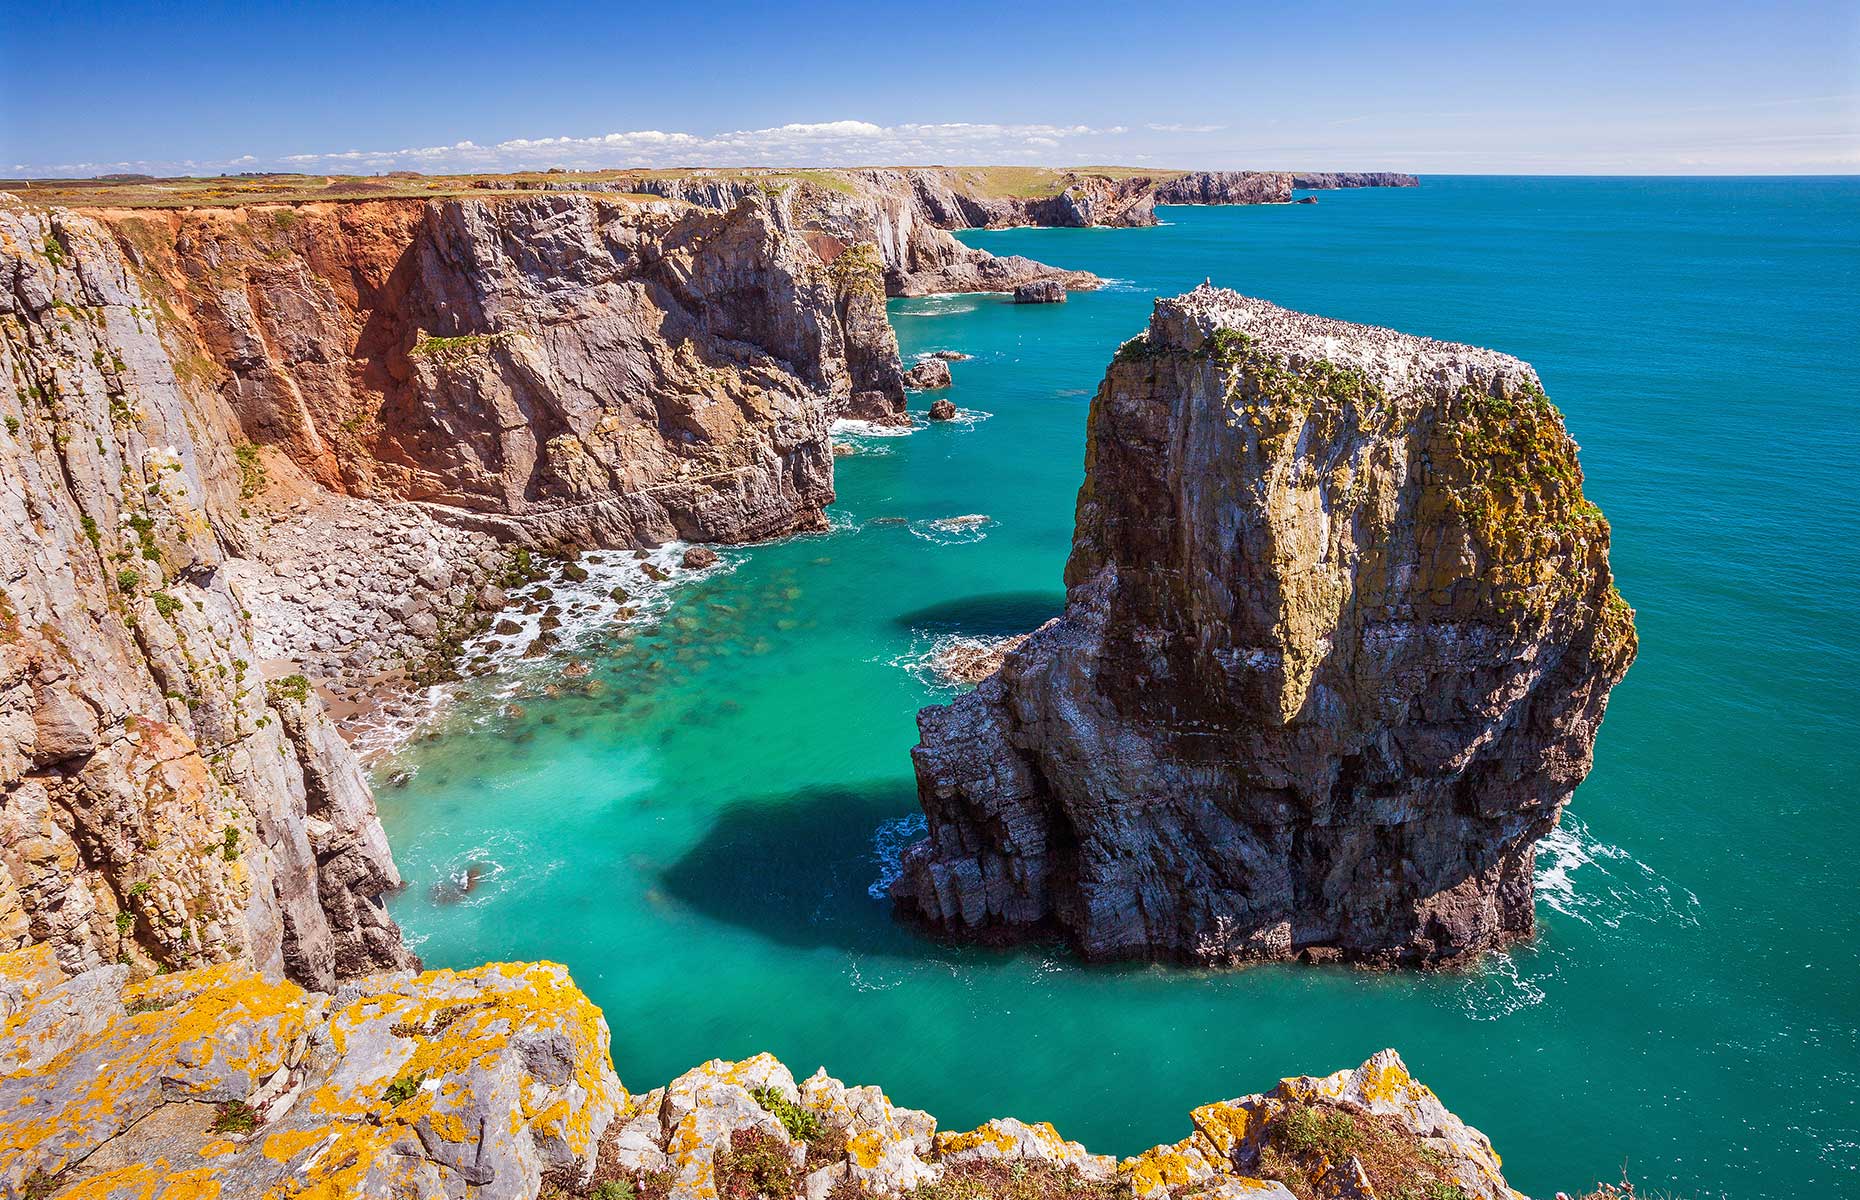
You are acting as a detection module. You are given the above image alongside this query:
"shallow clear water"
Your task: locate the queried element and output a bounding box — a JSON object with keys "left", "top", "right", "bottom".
{"left": 375, "top": 178, "right": 1860, "bottom": 1200}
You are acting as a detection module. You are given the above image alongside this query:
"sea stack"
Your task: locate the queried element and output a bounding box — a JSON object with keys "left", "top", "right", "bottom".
{"left": 894, "top": 285, "right": 1636, "bottom": 967}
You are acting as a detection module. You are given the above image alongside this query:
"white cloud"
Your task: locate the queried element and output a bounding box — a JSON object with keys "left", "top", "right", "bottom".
{"left": 13, "top": 118, "right": 1145, "bottom": 177}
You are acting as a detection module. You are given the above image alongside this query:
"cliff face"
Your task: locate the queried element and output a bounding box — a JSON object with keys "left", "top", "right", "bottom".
{"left": 614, "top": 171, "right": 1105, "bottom": 298}
{"left": 105, "top": 191, "right": 896, "bottom": 548}
{"left": 1153, "top": 172, "right": 1294, "bottom": 206}
{"left": 0, "top": 203, "right": 411, "bottom": 988}
{"left": 0, "top": 944, "right": 1524, "bottom": 1200}
{"left": 895, "top": 286, "right": 1636, "bottom": 967}
{"left": 1291, "top": 173, "right": 1420, "bottom": 189}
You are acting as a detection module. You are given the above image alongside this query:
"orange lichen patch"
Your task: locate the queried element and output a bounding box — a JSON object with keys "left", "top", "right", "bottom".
{"left": 0, "top": 942, "right": 65, "bottom": 996}
{"left": 53, "top": 1161, "right": 222, "bottom": 1199}
{"left": 1118, "top": 1136, "right": 1218, "bottom": 1197}
{"left": 266, "top": 961, "right": 619, "bottom": 1196}
{"left": 0, "top": 961, "right": 311, "bottom": 1183}
{"left": 849, "top": 1129, "right": 886, "bottom": 1170}
{"left": 1357, "top": 1052, "right": 1420, "bottom": 1107}
{"left": 1191, "top": 1099, "right": 1265, "bottom": 1157}
{"left": 934, "top": 1121, "right": 1021, "bottom": 1156}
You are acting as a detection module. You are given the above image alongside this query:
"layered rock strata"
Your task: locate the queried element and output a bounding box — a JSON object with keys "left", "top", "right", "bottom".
{"left": 101, "top": 191, "right": 900, "bottom": 546}
{"left": 895, "top": 286, "right": 1636, "bottom": 967}
{"left": 1, "top": 203, "right": 411, "bottom": 987}
{"left": 1291, "top": 173, "right": 1420, "bottom": 189}
{"left": 1153, "top": 172, "right": 1294, "bottom": 206}
{"left": 606, "top": 172, "right": 1103, "bottom": 297}
{"left": 0, "top": 944, "right": 1525, "bottom": 1200}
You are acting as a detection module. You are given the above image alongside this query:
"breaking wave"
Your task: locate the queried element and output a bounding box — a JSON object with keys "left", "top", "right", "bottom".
{"left": 908, "top": 514, "right": 996, "bottom": 545}
{"left": 1535, "top": 817, "right": 1701, "bottom": 931}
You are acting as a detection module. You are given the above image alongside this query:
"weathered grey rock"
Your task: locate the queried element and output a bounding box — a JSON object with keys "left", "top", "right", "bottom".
{"left": 904, "top": 359, "right": 953, "bottom": 390}
{"left": 1012, "top": 279, "right": 1067, "bottom": 304}
{"left": 1154, "top": 171, "right": 1293, "bottom": 206}
{"left": 0, "top": 201, "right": 412, "bottom": 987}
{"left": 1291, "top": 172, "right": 1420, "bottom": 189}
{"left": 895, "top": 286, "right": 1636, "bottom": 967}
{"left": 0, "top": 946, "right": 1525, "bottom": 1200}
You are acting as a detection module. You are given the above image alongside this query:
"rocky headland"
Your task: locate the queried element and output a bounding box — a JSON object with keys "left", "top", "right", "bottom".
{"left": 0, "top": 943, "right": 1528, "bottom": 1200}
{"left": 467, "top": 165, "right": 1417, "bottom": 244}
{"left": 1289, "top": 174, "right": 1420, "bottom": 190}
{"left": 894, "top": 286, "right": 1636, "bottom": 967}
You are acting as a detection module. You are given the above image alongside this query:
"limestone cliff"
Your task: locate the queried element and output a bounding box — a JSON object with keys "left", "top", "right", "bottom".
{"left": 103, "top": 191, "right": 899, "bottom": 546}
{"left": 1, "top": 202, "right": 411, "bottom": 988}
{"left": 895, "top": 286, "right": 1636, "bottom": 967}
{"left": 1153, "top": 172, "right": 1295, "bottom": 207}
{"left": 0, "top": 944, "right": 1527, "bottom": 1200}
{"left": 1291, "top": 173, "right": 1421, "bottom": 189}
{"left": 609, "top": 171, "right": 1105, "bottom": 297}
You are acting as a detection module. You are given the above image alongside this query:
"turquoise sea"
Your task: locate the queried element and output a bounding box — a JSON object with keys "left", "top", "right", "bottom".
{"left": 374, "top": 177, "right": 1860, "bottom": 1199}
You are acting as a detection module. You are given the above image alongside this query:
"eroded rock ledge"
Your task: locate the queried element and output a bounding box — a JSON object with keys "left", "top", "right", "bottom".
{"left": 895, "top": 286, "right": 1636, "bottom": 967}
{"left": 0, "top": 944, "right": 1522, "bottom": 1200}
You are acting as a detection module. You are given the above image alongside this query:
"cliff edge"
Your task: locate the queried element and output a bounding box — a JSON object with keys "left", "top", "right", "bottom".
{"left": 895, "top": 286, "right": 1636, "bottom": 967}
{"left": 0, "top": 944, "right": 1525, "bottom": 1200}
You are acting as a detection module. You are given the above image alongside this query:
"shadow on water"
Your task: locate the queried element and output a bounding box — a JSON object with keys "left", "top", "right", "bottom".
{"left": 660, "top": 780, "right": 1063, "bottom": 966}
{"left": 892, "top": 591, "right": 1066, "bottom": 636}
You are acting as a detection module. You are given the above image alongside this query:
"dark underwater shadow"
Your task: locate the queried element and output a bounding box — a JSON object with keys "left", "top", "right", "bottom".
{"left": 658, "top": 780, "right": 1066, "bottom": 964}
{"left": 891, "top": 591, "right": 1066, "bottom": 636}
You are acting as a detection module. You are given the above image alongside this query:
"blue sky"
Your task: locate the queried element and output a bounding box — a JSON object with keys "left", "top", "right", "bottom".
{"left": 4, "top": 0, "right": 1856, "bottom": 176}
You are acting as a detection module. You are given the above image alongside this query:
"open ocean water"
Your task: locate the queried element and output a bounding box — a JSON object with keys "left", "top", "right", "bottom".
{"left": 374, "top": 177, "right": 1860, "bottom": 1199}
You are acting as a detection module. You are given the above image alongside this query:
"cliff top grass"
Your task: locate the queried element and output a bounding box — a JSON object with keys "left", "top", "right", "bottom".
{"left": 0, "top": 165, "right": 1195, "bottom": 211}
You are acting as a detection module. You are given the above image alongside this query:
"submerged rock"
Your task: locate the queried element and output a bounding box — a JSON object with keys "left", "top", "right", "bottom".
{"left": 0, "top": 946, "right": 1523, "bottom": 1200}
{"left": 1012, "top": 279, "right": 1067, "bottom": 304}
{"left": 894, "top": 285, "right": 1636, "bottom": 968}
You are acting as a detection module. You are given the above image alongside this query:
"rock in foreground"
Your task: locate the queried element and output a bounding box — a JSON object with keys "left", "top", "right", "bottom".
{"left": 895, "top": 286, "right": 1635, "bottom": 967}
{"left": 0, "top": 945, "right": 1522, "bottom": 1200}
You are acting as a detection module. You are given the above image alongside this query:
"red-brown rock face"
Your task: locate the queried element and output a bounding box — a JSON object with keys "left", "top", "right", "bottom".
{"left": 104, "top": 192, "right": 900, "bottom": 548}
{"left": 895, "top": 286, "right": 1637, "bottom": 967}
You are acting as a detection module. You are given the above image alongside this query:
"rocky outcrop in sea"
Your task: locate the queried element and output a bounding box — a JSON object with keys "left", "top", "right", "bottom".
{"left": 894, "top": 286, "right": 1636, "bottom": 967}
{"left": 0, "top": 943, "right": 1526, "bottom": 1200}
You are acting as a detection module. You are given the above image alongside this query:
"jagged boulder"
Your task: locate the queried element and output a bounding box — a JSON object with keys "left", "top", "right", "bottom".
{"left": 904, "top": 359, "right": 953, "bottom": 390}
{"left": 895, "top": 286, "right": 1635, "bottom": 967}
{"left": 1013, "top": 279, "right": 1067, "bottom": 304}
{"left": 0, "top": 949, "right": 623, "bottom": 1199}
